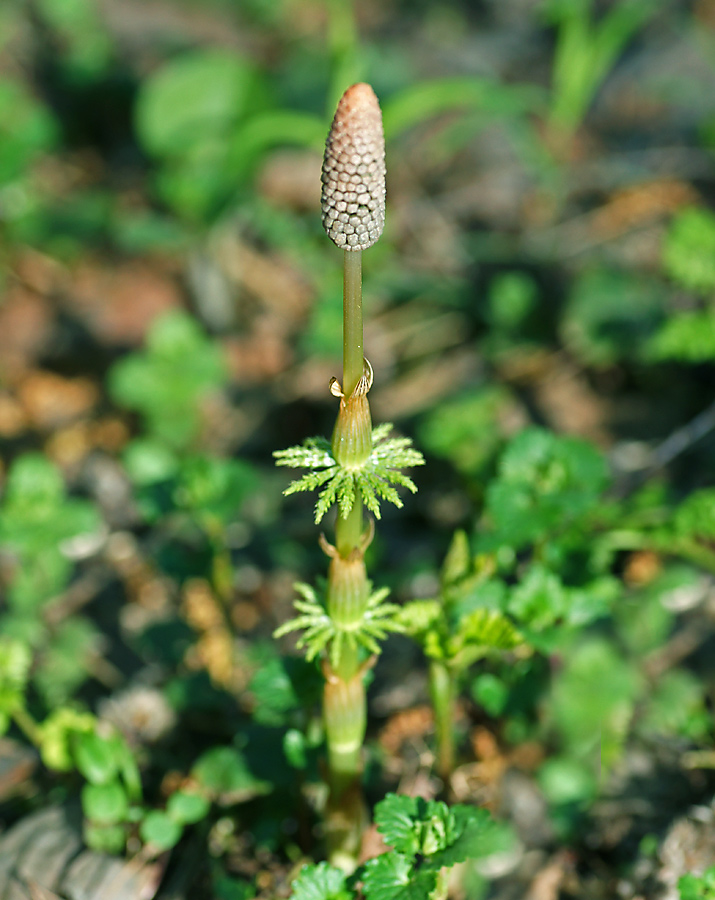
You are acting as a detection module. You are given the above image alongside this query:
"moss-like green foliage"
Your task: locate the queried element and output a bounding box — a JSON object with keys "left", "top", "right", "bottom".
{"left": 274, "top": 423, "right": 424, "bottom": 523}
{"left": 274, "top": 582, "right": 404, "bottom": 669}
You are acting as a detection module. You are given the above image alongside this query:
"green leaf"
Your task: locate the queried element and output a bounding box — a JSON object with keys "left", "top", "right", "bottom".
{"left": 430, "top": 806, "right": 514, "bottom": 868}
{"left": 0, "top": 78, "right": 58, "bottom": 185}
{"left": 374, "top": 794, "right": 422, "bottom": 856}
{"left": 663, "top": 207, "right": 715, "bottom": 293}
{"left": 109, "top": 310, "right": 227, "bottom": 449}
{"left": 283, "top": 729, "right": 308, "bottom": 769}
{"left": 639, "top": 669, "right": 709, "bottom": 741}
{"left": 482, "top": 428, "right": 608, "bottom": 550}
{"left": 362, "top": 853, "right": 436, "bottom": 900}
{"left": 73, "top": 731, "right": 119, "bottom": 784}
{"left": 214, "top": 875, "right": 256, "bottom": 900}
{"left": 0, "top": 453, "right": 101, "bottom": 609}
{"left": 140, "top": 810, "right": 183, "bottom": 851}
{"left": 39, "top": 707, "right": 95, "bottom": 771}
{"left": 451, "top": 609, "right": 523, "bottom": 667}
{"left": 418, "top": 387, "right": 514, "bottom": 477}
{"left": 550, "top": 637, "right": 641, "bottom": 767}
{"left": 679, "top": 866, "right": 715, "bottom": 899}
{"left": 276, "top": 425, "right": 423, "bottom": 525}
{"left": 471, "top": 673, "right": 510, "bottom": 716}
{"left": 82, "top": 780, "right": 130, "bottom": 825}
{"left": 167, "top": 789, "right": 210, "bottom": 825}
{"left": 647, "top": 310, "right": 715, "bottom": 363}
{"left": 123, "top": 439, "right": 179, "bottom": 486}
{"left": 507, "top": 565, "right": 569, "bottom": 632}
{"left": 382, "top": 77, "right": 540, "bottom": 139}
{"left": 539, "top": 756, "right": 597, "bottom": 806}
{"left": 175, "top": 455, "right": 256, "bottom": 522}
{"left": 562, "top": 268, "right": 665, "bottom": 366}
{"left": 289, "top": 862, "right": 350, "bottom": 900}
{"left": 396, "top": 599, "right": 443, "bottom": 639}
{"left": 248, "top": 654, "right": 321, "bottom": 726}
{"left": 675, "top": 489, "right": 715, "bottom": 540}
{"left": 33, "top": 616, "right": 99, "bottom": 706}
{"left": 135, "top": 50, "right": 262, "bottom": 158}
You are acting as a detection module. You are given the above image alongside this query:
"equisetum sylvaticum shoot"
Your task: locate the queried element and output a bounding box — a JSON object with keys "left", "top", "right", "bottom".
{"left": 274, "top": 83, "right": 424, "bottom": 871}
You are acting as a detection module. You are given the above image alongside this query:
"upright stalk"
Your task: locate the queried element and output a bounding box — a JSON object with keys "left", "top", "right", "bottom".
{"left": 320, "top": 84, "right": 384, "bottom": 870}
{"left": 342, "top": 250, "right": 363, "bottom": 398}
{"left": 429, "top": 659, "right": 456, "bottom": 782}
{"left": 324, "top": 251, "right": 372, "bottom": 864}
{"left": 275, "top": 82, "right": 423, "bottom": 872}
{"left": 336, "top": 250, "right": 365, "bottom": 561}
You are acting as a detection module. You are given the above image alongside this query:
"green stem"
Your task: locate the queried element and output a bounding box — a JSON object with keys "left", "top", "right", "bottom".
{"left": 335, "top": 498, "right": 363, "bottom": 561}
{"left": 323, "top": 249, "right": 369, "bottom": 871}
{"left": 343, "top": 250, "right": 363, "bottom": 398}
{"left": 429, "top": 659, "right": 456, "bottom": 781}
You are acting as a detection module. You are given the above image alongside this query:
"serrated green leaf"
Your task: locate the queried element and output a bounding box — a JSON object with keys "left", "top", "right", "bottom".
{"left": 430, "top": 806, "right": 513, "bottom": 868}
{"left": 362, "top": 853, "right": 436, "bottom": 900}
{"left": 374, "top": 794, "right": 422, "bottom": 856}
{"left": 289, "top": 862, "right": 350, "bottom": 900}
{"left": 451, "top": 609, "right": 523, "bottom": 669}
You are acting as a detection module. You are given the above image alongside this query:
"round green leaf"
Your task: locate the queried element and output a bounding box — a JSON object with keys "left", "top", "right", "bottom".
{"left": 82, "top": 780, "right": 129, "bottom": 825}
{"left": 166, "top": 789, "right": 210, "bottom": 825}
{"left": 140, "top": 810, "right": 183, "bottom": 851}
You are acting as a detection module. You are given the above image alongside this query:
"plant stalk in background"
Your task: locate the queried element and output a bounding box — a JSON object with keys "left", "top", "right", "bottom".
{"left": 275, "top": 83, "right": 423, "bottom": 871}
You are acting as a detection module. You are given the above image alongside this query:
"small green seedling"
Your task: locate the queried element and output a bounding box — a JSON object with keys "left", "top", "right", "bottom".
{"left": 399, "top": 530, "right": 524, "bottom": 779}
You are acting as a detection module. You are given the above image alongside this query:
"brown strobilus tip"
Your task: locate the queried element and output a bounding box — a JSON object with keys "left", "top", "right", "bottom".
{"left": 321, "top": 83, "right": 386, "bottom": 251}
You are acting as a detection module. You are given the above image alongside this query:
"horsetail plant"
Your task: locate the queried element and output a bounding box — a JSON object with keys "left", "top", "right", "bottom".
{"left": 274, "top": 83, "right": 424, "bottom": 871}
